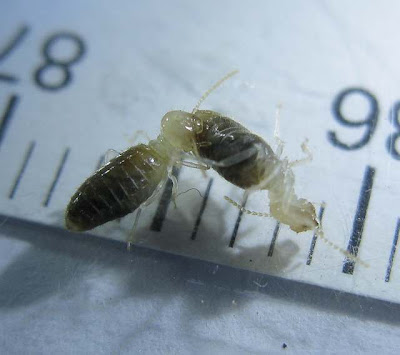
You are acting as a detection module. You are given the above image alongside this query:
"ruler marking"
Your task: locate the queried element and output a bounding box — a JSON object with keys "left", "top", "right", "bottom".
{"left": 43, "top": 148, "right": 70, "bottom": 207}
{"left": 306, "top": 205, "right": 326, "bottom": 265}
{"left": 191, "top": 178, "right": 213, "bottom": 240}
{"left": 150, "top": 166, "right": 180, "bottom": 231}
{"left": 0, "top": 73, "right": 18, "bottom": 83}
{"left": 267, "top": 222, "right": 280, "bottom": 257}
{"left": 0, "top": 25, "right": 29, "bottom": 62}
{"left": 229, "top": 194, "right": 248, "bottom": 248}
{"left": 0, "top": 95, "right": 19, "bottom": 148}
{"left": 8, "top": 141, "right": 36, "bottom": 199}
{"left": 0, "top": 26, "right": 29, "bottom": 84}
{"left": 385, "top": 218, "right": 400, "bottom": 282}
{"left": 343, "top": 165, "right": 375, "bottom": 275}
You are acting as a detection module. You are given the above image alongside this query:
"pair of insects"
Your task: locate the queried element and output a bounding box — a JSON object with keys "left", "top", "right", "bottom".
{"left": 65, "top": 70, "right": 358, "bottom": 263}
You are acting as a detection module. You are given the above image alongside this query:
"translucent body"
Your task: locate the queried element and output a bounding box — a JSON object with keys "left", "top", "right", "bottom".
{"left": 66, "top": 71, "right": 316, "bottom": 236}
{"left": 66, "top": 71, "right": 365, "bottom": 265}
{"left": 66, "top": 107, "right": 317, "bottom": 233}
{"left": 162, "top": 110, "right": 318, "bottom": 233}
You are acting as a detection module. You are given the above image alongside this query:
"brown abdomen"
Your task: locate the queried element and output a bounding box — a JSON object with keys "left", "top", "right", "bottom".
{"left": 65, "top": 144, "right": 167, "bottom": 231}
{"left": 195, "top": 111, "right": 275, "bottom": 189}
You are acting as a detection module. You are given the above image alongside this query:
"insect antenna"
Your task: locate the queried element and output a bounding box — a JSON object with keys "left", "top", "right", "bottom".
{"left": 315, "top": 226, "right": 369, "bottom": 267}
{"left": 192, "top": 70, "right": 239, "bottom": 114}
{"left": 224, "top": 196, "right": 269, "bottom": 217}
{"left": 224, "top": 195, "right": 370, "bottom": 268}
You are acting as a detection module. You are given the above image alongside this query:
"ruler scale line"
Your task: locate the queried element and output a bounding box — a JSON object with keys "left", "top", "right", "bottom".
{"left": 342, "top": 165, "right": 375, "bottom": 275}
{"left": 229, "top": 194, "right": 248, "bottom": 248}
{"left": 191, "top": 178, "right": 213, "bottom": 240}
{"left": 8, "top": 141, "right": 36, "bottom": 199}
{"left": 150, "top": 166, "right": 180, "bottom": 231}
{"left": 43, "top": 148, "right": 70, "bottom": 207}
{"left": 306, "top": 205, "right": 326, "bottom": 265}
{"left": 385, "top": 218, "right": 400, "bottom": 282}
{"left": 267, "top": 222, "right": 280, "bottom": 257}
{"left": 0, "top": 95, "right": 19, "bottom": 149}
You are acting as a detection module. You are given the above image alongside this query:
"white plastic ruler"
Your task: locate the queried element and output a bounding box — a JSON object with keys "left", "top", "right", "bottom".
{"left": 1, "top": 0, "right": 400, "bottom": 303}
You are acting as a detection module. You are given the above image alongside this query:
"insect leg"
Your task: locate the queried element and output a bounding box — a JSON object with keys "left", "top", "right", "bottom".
{"left": 177, "top": 160, "right": 210, "bottom": 170}
{"left": 143, "top": 180, "right": 167, "bottom": 207}
{"left": 289, "top": 139, "right": 313, "bottom": 168}
{"left": 274, "top": 103, "right": 285, "bottom": 158}
{"left": 126, "top": 130, "right": 151, "bottom": 146}
{"left": 102, "top": 149, "right": 120, "bottom": 166}
{"left": 168, "top": 167, "right": 178, "bottom": 208}
{"left": 177, "top": 159, "right": 210, "bottom": 178}
{"left": 127, "top": 177, "right": 169, "bottom": 250}
{"left": 127, "top": 207, "right": 142, "bottom": 251}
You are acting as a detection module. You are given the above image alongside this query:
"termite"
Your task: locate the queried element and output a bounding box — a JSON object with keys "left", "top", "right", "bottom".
{"left": 65, "top": 71, "right": 366, "bottom": 266}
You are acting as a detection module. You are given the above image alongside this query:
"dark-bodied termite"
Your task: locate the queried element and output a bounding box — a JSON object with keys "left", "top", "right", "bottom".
{"left": 65, "top": 71, "right": 367, "bottom": 265}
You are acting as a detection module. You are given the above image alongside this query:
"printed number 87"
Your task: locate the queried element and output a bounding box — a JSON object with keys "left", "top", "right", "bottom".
{"left": 328, "top": 88, "right": 400, "bottom": 160}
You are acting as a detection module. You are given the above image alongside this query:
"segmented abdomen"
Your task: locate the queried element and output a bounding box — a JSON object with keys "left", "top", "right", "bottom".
{"left": 65, "top": 144, "right": 167, "bottom": 231}
{"left": 195, "top": 111, "right": 276, "bottom": 189}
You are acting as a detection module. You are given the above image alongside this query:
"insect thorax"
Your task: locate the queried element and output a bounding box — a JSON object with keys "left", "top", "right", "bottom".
{"left": 161, "top": 110, "right": 203, "bottom": 153}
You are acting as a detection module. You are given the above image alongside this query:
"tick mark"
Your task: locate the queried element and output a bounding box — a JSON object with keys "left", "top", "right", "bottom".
{"left": 43, "top": 148, "right": 70, "bottom": 207}
{"left": 8, "top": 141, "right": 36, "bottom": 199}
{"left": 385, "top": 218, "right": 400, "bottom": 282}
{"left": 306, "top": 205, "right": 325, "bottom": 265}
{"left": 0, "top": 94, "right": 19, "bottom": 149}
{"left": 191, "top": 178, "right": 213, "bottom": 240}
{"left": 267, "top": 222, "right": 280, "bottom": 257}
{"left": 229, "top": 194, "right": 248, "bottom": 248}
{"left": 343, "top": 165, "right": 375, "bottom": 274}
{"left": 150, "top": 166, "right": 180, "bottom": 231}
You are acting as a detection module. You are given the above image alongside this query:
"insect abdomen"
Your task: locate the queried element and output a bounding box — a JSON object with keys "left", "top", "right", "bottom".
{"left": 65, "top": 144, "right": 168, "bottom": 231}
{"left": 195, "top": 111, "right": 275, "bottom": 189}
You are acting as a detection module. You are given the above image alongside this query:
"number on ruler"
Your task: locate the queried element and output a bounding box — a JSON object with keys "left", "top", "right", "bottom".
{"left": 387, "top": 102, "right": 400, "bottom": 160}
{"left": 0, "top": 25, "right": 86, "bottom": 90}
{"left": 0, "top": 25, "right": 29, "bottom": 84}
{"left": 328, "top": 88, "right": 379, "bottom": 150}
{"left": 329, "top": 88, "right": 400, "bottom": 161}
{"left": 34, "top": 33, "right": 86, "bottom": 91}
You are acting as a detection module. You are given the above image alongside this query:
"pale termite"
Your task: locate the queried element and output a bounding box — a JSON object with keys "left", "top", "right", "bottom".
{"left": 65, "top": 71, "right": 366, "bottom": 265}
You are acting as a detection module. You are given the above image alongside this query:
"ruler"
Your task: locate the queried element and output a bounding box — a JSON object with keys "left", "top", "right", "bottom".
{"left": 1, "top": 0, "right": 400, "bottom": 304}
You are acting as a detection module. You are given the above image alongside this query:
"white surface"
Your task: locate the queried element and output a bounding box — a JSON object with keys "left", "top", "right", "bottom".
{"left": 1, "top": 0, "right": 400, "bottom": 353}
